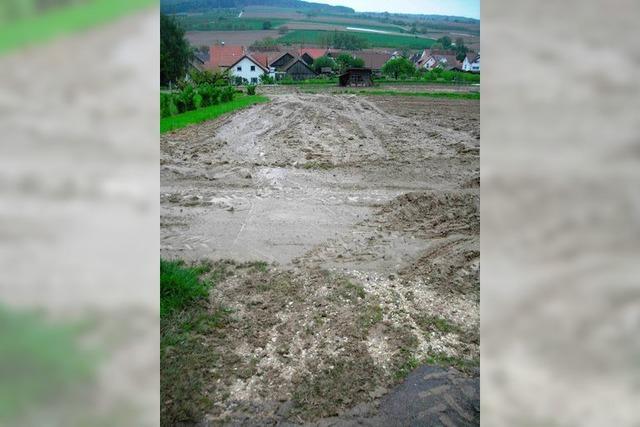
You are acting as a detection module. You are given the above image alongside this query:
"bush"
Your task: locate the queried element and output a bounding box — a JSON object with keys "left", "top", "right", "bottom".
{"left": 220, "top": 86, "right": 235, "bottom": 102}
{"left": 160, "top": 84, "right": 237, "bottom": 117}
{"left": 192, "top": 93, "right": 203, "bottom": 109}
{"left": 198, "top": 84, "right": 221, "bottom": 107}
{"left": 246, "top": 84, "right": 256, "bottom": 95}
{"left": 260, "top": 73, "right": 275, "bottom": 84}
{"left": 160, "top": 93, "right": 172, "bottom": 118}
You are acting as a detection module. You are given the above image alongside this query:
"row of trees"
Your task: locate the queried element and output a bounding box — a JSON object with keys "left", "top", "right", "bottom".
{"left": 380, "top": 57, "right": 479, "bottom": 82}
{"left": 318, "top": 32, "right": 369, "bottom": 50}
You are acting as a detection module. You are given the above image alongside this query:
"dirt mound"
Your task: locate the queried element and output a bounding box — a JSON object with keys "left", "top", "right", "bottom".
{"left": 378, "top": 191, "right": 479, "bottom": 238}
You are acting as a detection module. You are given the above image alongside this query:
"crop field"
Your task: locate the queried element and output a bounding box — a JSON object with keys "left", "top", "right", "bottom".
{"left": 278, "top": 29, "right": 436, "bottom": 49}
{"left": 173, "top": 11, "right": 287, "bottom": 31}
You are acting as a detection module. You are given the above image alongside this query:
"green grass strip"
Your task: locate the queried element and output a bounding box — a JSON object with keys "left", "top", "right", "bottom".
{"left": 0, "top": 304, "right": 96, "bottom": 422}
{"left": 0, "top": 0, "right": 156, "bottom": 55}
{"left": 161, "top": 95, "right": 269, "bottom": 133}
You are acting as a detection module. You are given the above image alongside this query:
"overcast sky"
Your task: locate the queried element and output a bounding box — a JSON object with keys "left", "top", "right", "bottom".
{"left": 320, "top": 0, "right": 480, "bottom": 19}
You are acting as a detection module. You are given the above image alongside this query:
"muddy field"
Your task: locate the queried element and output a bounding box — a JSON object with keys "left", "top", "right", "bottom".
{"left": 161, "top": 92, "right": 479, "bottom": 425}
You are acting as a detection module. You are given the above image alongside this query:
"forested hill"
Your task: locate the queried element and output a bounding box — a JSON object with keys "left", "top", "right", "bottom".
{"left": 161, "top": 0, "right": 355, "bottom": 14}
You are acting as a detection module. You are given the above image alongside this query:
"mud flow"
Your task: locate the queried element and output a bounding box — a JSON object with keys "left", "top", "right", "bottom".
{"left": 161, "top": 91, "right": 479, "bottom": 425}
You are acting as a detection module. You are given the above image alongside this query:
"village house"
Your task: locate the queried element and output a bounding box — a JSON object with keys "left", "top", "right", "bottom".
{"left": 416, "top": 49, "right": 461, "bottom": 71}
{"left": 188, "top": 50, "right": 209, "bottom": 73}
{"left": 228, "top": 54, "right": 270, "bottom": 84}
{"left": 462, "top": 52, "right": 480, "bottom": 72}
{"left": 206, "top": 44, "right": 245, "bottom": 71}
{"left": 352, "top": 51, "right": 393, "bottom": 76}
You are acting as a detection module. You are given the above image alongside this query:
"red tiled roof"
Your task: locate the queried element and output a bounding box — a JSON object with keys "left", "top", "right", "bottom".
{"left": 299, "top": 48, "right": 327, "bottom": 59}
{"left": 207, "top": 45, "right": 245, "bottom": 69}
{"left": 227, "top": 54, "right": 270, "bottom": 73}
{"left": 250, "top": 53, "right": 271, "bottom": 68}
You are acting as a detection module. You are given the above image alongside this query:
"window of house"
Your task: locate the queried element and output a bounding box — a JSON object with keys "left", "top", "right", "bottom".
{"left": 237, "top": 66, "right": 242, "bottom": 71}
{"left": 250, "top": 65, "right": 256, "bottom": 71}
{"left": 251, "top": 77, "right": 258, "bottom": 83}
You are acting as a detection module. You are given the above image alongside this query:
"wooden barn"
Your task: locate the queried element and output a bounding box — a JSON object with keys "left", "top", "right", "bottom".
{"left": 269, "top": 52, "right": 295, "bottom": 70}
{"left": 339, "top": 68, "right": 373, "bottom": 87}
{"left": 282, "top": 58, "right": 317, "bottom": 81}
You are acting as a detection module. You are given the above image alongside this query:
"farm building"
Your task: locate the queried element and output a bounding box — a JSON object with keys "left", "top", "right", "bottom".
{"left": 269, "top": 52, "right": 296, "bottom": 70}
{"left": 339, "top": 68, "right": 373, "bottom": 87}
{"left": 281, "top": 57, "right": 317, "bottom": 81}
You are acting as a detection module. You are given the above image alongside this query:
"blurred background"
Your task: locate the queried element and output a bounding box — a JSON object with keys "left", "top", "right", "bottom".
{"left": 482, "top": 0, "right": 640, "bottom": 425}
{"left": 1, "top": 0, "right": 638, "bottom": 425}
{"left": 0, "top": 0, "right": 158, "bottom": 425}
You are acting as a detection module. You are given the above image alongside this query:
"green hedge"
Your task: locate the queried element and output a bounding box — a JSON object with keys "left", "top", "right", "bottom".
{"left": 161, "top": 84, "right": 236, "bottom": 118}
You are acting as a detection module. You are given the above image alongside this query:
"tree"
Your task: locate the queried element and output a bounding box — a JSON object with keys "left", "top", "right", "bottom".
{"left": 381, "top": 57, "right": 415, "bottom": 80}
{"left": 161, "top": 14, "right": 191, "bottom": 86}
{"left": 454, "top": 38, "right": 469, "bottom": 61}
{"left": 351, "top": 56, "right": 365, "bottom": 68}
{"left": 335, "top": 53, "right": 365, "bottom": 72}
{"left": 437, "top": 36, "right": 452, "bottom": 49}
{"left": 319, "top": 32, "right": 368, "bottom": 50}
{"left": 335, "top": 53, "right": 353, "bottom": 72}
{"left": 313, "top": 55, "right": 337, "bottom": 73}
{"left": 262, "top": 21, "right": 272, "bottom": 30}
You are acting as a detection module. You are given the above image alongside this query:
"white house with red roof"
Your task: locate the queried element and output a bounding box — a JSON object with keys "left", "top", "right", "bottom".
{"left": 228, "top": 54, "right": 270, "bottom": 84}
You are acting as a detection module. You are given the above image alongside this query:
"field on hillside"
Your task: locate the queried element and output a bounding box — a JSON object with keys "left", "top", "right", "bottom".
{"left": 161, "top": 87, "right": 480, "bottom": 425}
{"left": 172, "top": 4, "right": 478, "bottom": 50}
{"left": 278, "top": 29, "right": 436, "bottom": 49}
{"left": 185, "top": 29, "right": 279, "bottom": 47}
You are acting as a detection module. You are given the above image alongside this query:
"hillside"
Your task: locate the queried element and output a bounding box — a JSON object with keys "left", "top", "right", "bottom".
{"left": 161, "top": 0, "right": 354, "bottom": 14}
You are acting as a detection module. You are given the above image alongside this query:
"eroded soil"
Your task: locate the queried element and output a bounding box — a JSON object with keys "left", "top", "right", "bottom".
{"left": 161, "top": 92, "right": 479, "bottom": 425}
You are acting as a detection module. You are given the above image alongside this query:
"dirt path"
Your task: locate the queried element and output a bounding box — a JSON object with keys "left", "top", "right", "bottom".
{"left": 161, "top": 92, "right": 479, "bottom": 425}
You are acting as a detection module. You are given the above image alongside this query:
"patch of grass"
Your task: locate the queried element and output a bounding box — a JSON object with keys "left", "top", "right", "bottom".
{"left": 161, "top": 95, "right": 269, "bottom": 133}
{"left": 394, "top": 355, "right": 420, "bottom": 380}
{"left": 302, "top": 160, "right": 334, "bottom": 170}
{"left": 239, "top": 260, "right": 269, "bottom": 272}
{"left": 160, "top": 259, "right": 212, "bottom": 318}
{"left": 278, "top": 29, "right": 435, "bottom": 49}
{"left": 416, "top": 315, "right": 462, "bottom": 334}
{"left": 358, "top": 303, "right": 383, "bottom": 329}
{"left": 424, "top": 352, "right": 479, "bottom": 374}
{"left": 0, "top": 0, "right": 155, "bottom": 55}
{"left": 161, "top": 260, "right": 233, "bottom": 427}
{"left": 0, "top": 305, "right": 96, "bottom": 422}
